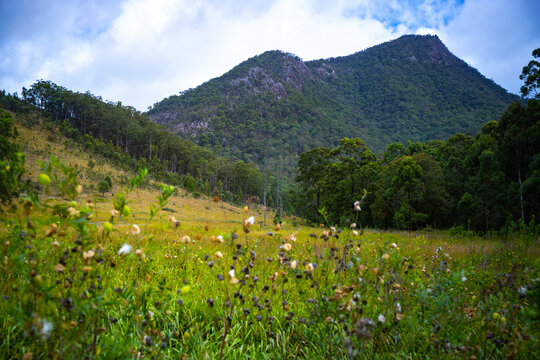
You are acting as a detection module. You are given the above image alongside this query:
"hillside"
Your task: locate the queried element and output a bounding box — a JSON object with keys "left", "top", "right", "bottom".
{"left": 148, "top": 35, "right": 518, "bottom": 175}
{"left": 6, "top": 109, "right": 281, "bottom": 228}
{"left": 0, "top": 86, "right": 269, "bottom": 206}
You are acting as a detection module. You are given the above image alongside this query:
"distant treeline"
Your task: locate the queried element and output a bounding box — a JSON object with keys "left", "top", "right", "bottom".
{"left": 2, "top": 81, "right": 539, "bottom": 232}
{"left": 0, "top": 81, "right": 275, "bottom": 205}
{"left": 294, "top": 100, "right": 540, "bottom": 232}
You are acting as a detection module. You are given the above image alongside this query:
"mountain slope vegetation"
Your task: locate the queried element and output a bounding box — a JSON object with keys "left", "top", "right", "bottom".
{"left": 148, "top": 35, "right": 518, "bottom": 176}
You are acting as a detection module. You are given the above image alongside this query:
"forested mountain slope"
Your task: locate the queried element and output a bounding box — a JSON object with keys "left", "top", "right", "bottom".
{"left": 148, "top": 34, "right": 517, "bottom": 175}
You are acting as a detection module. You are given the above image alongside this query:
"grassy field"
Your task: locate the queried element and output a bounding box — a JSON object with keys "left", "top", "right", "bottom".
{"left": 1, "top": 119, "right": 539, "bottom": 359}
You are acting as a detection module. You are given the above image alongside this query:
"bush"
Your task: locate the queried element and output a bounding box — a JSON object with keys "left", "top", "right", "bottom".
{"left": 97, "top": 180, "right": 111, "bottom": 195}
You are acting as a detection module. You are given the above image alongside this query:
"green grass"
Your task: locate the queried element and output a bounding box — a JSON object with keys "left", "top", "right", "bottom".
{"left": 1, "top": 175, "right": 539, "bottom": 359}
{"left": 1, "top": 120, "right": 539, "bottom": 359}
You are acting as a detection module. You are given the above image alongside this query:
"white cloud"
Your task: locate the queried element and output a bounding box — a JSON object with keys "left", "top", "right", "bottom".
{"left": 0, "top": 0, "right": 537, "bottom": 109}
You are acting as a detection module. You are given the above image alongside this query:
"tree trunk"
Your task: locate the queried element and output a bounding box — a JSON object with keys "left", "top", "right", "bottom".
{"left": 263, "top": 171, "right": 267, "bottom": 227}
{"left": 518, "top": 168, "right": 525, "bottom": 222}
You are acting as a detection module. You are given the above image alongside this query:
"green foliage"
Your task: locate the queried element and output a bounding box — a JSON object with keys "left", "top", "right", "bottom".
{"left": 97, "top": 180, "right": 111, "bottom": 195}
{"left": 296, "top": 98, "right": 539, "bottom": 232}
{"left": 1, "top": 82, "right": 269, "bottom": 207}
{"left": 0, "top": 110, "right": 27, "bottom": 209}
{"left": 272, "top": 208, "right": 282, "bottom": 225}
{"left": 149, "top": 35, "right": 517, "bottom": 178}
{"left": 520, "top": 48, "right": 540, "bottom": 98}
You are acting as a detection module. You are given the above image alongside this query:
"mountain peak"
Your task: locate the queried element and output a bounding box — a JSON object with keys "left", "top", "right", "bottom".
{"left": 148, "top": 35, "right": 516, "bottom": 175}
{"left": 379, "top": 34, "right": 461, "bottom": 65}
{"left": 226, "top": 49, "right": 312, "bottom": 97}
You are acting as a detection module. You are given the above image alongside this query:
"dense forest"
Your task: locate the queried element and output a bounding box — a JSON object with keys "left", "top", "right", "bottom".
{"left": 294, "top": 97, "right": 540, "bottom": 232}
{"left": 148, "top": 35, "right": 517, "bottom": 177}
{"left": 0, "top": 83, "right": 275, "bottom": 206}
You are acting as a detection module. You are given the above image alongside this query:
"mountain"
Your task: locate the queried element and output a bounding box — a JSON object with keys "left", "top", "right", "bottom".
{"left": 148, "top": 34, "right": 518, "bottom": 176}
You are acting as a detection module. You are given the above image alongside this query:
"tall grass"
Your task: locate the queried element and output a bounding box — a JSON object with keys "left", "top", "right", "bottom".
{"left": 1, "top": 157, "right": 539, "bottom": 359}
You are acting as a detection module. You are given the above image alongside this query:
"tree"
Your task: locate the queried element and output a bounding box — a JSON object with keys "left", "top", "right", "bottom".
{"left": 391, "top": 156, "right": 426, "bottom": 229}
{"left": 0, "top": 109, "right": 18, "bottom": 159}
{"left": 98, "top": 180, "right": 111, "bottom": 195}
{"left": 496, "top": 102, "right": 537, "bottom": 222}
{"left": 520, "top": 48, "right": 540, "bottom": 99}
{"left": 0, "top": 109, "right": 25, "bottom": 209}
{"left": 296, "top": 147, "right": 331, "bottom": 220}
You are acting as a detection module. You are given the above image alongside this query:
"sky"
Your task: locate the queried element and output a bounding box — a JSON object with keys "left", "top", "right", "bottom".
{"left": 1, "top": 0, "right": 538, "bottom": 111}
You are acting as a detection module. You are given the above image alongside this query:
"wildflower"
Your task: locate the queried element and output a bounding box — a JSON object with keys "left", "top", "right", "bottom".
{"left": 377, "top": 314, "right": 386, "bottom": 324}
{"left": 180, "top": 285, "right": 190, "bottom": 294}
{"left": 110, "top": 209, "right": 119, "bottom": 217}
{"left": 130, "top": 225, "right": 140, "bottom": 236}
{"left": 275, "top": 223, "right": 281, "bottom": 231}
{"left": 354, "top": 201, "right": 361, "bottom": 211}
{"left": 216, "top": 235, "right": 224, "bottom": 243}
{"left": 45, "top": 223, "right": 58, "bottom": 237}
{"left": 282, "top": 243, "right": 292, "bottom": 252}
{"left": 76, "top": 184, "right": 83, "bottom": 194}
{"left": 395, "top": 302, "right": 402, "bottom": 313}
{"left": 82, "top": 266, "right": 92, "bottom": 272}
{"left": 135, "top": 249, "right": 145, "bottom": 259}
{"left": 40, "top": 319, "right": 53, "bottom": 339}
{"left": 118, "top": 244, "right": 132, "bottom": 255}
{"left": 214, "top": 251, "right": 223, "bottom": 259}
{"left": 245, "top": 216, "right": 255, "bottom": 227}
{"left": 461, "top": 275, "right": 467, "bottom": 282}
{"left": 181, "top": 235, "right": 190, "bottom": 243}
{"left": 350, "top": 223, "right": 357, "bottom": 229}
{"left": 168, "top": 216, "right": 180, "bottom": 228}
{"left": 358, "top": 264, "right": 365, "bottom": 272}
{"left": 67, "top": 207, "right": 80, "bottom": 218}
{"left": 83, "top": 250, "right": 95, "bottom": 260}
{"left": 518, "top": 286, "right": 527, "bottom": 297}
{"left": 390, "top": 243, "right": 397, "bottom": 249}
{"left": 330, "top": 226, "right": 336, "bottom": 233}
{"left": 289, "top": 234, "right": 297, "bottom": 242}
{"left": 352, "top": 230, "right": 359, "bottom": 236}
{"left": 228, "top": 269, "right": 235, "bottom": 279}
{"left": 305, "top": 263, "right": 314, "bottom": 272}
{"left": 51, "top": 240, "right": 60, "bottom": 249}
{"left": 290, "top": 260, "right": 298, "bottom": 269}
{"left": 382, "top": 253, "right": 390, "bottom": 261}
{"left": 243, "top": 206, "right": 248, "bottom": 213}
{"left": 55, "top": 263, "right": 65, "bottom": 273}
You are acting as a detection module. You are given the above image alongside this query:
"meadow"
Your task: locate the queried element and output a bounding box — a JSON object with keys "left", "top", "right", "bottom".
{"left": 0, "top": 119, "right": 539, "bottom": 359}
{"left": 1, "top": 157, "right": 539, "bottom": 360}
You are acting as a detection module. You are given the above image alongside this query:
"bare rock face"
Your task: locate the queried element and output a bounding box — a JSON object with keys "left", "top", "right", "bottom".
{"left": 229, "top": 51, "right": 318, "bottom": 99}
{"left": 316, "top": 63, "right": 337, "bottom": 79}
{"left": 281, "top": 53, "right": 313, "bottom": 91}
{"left": 230, "top": 67, "right": 288, "bottom": 100}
